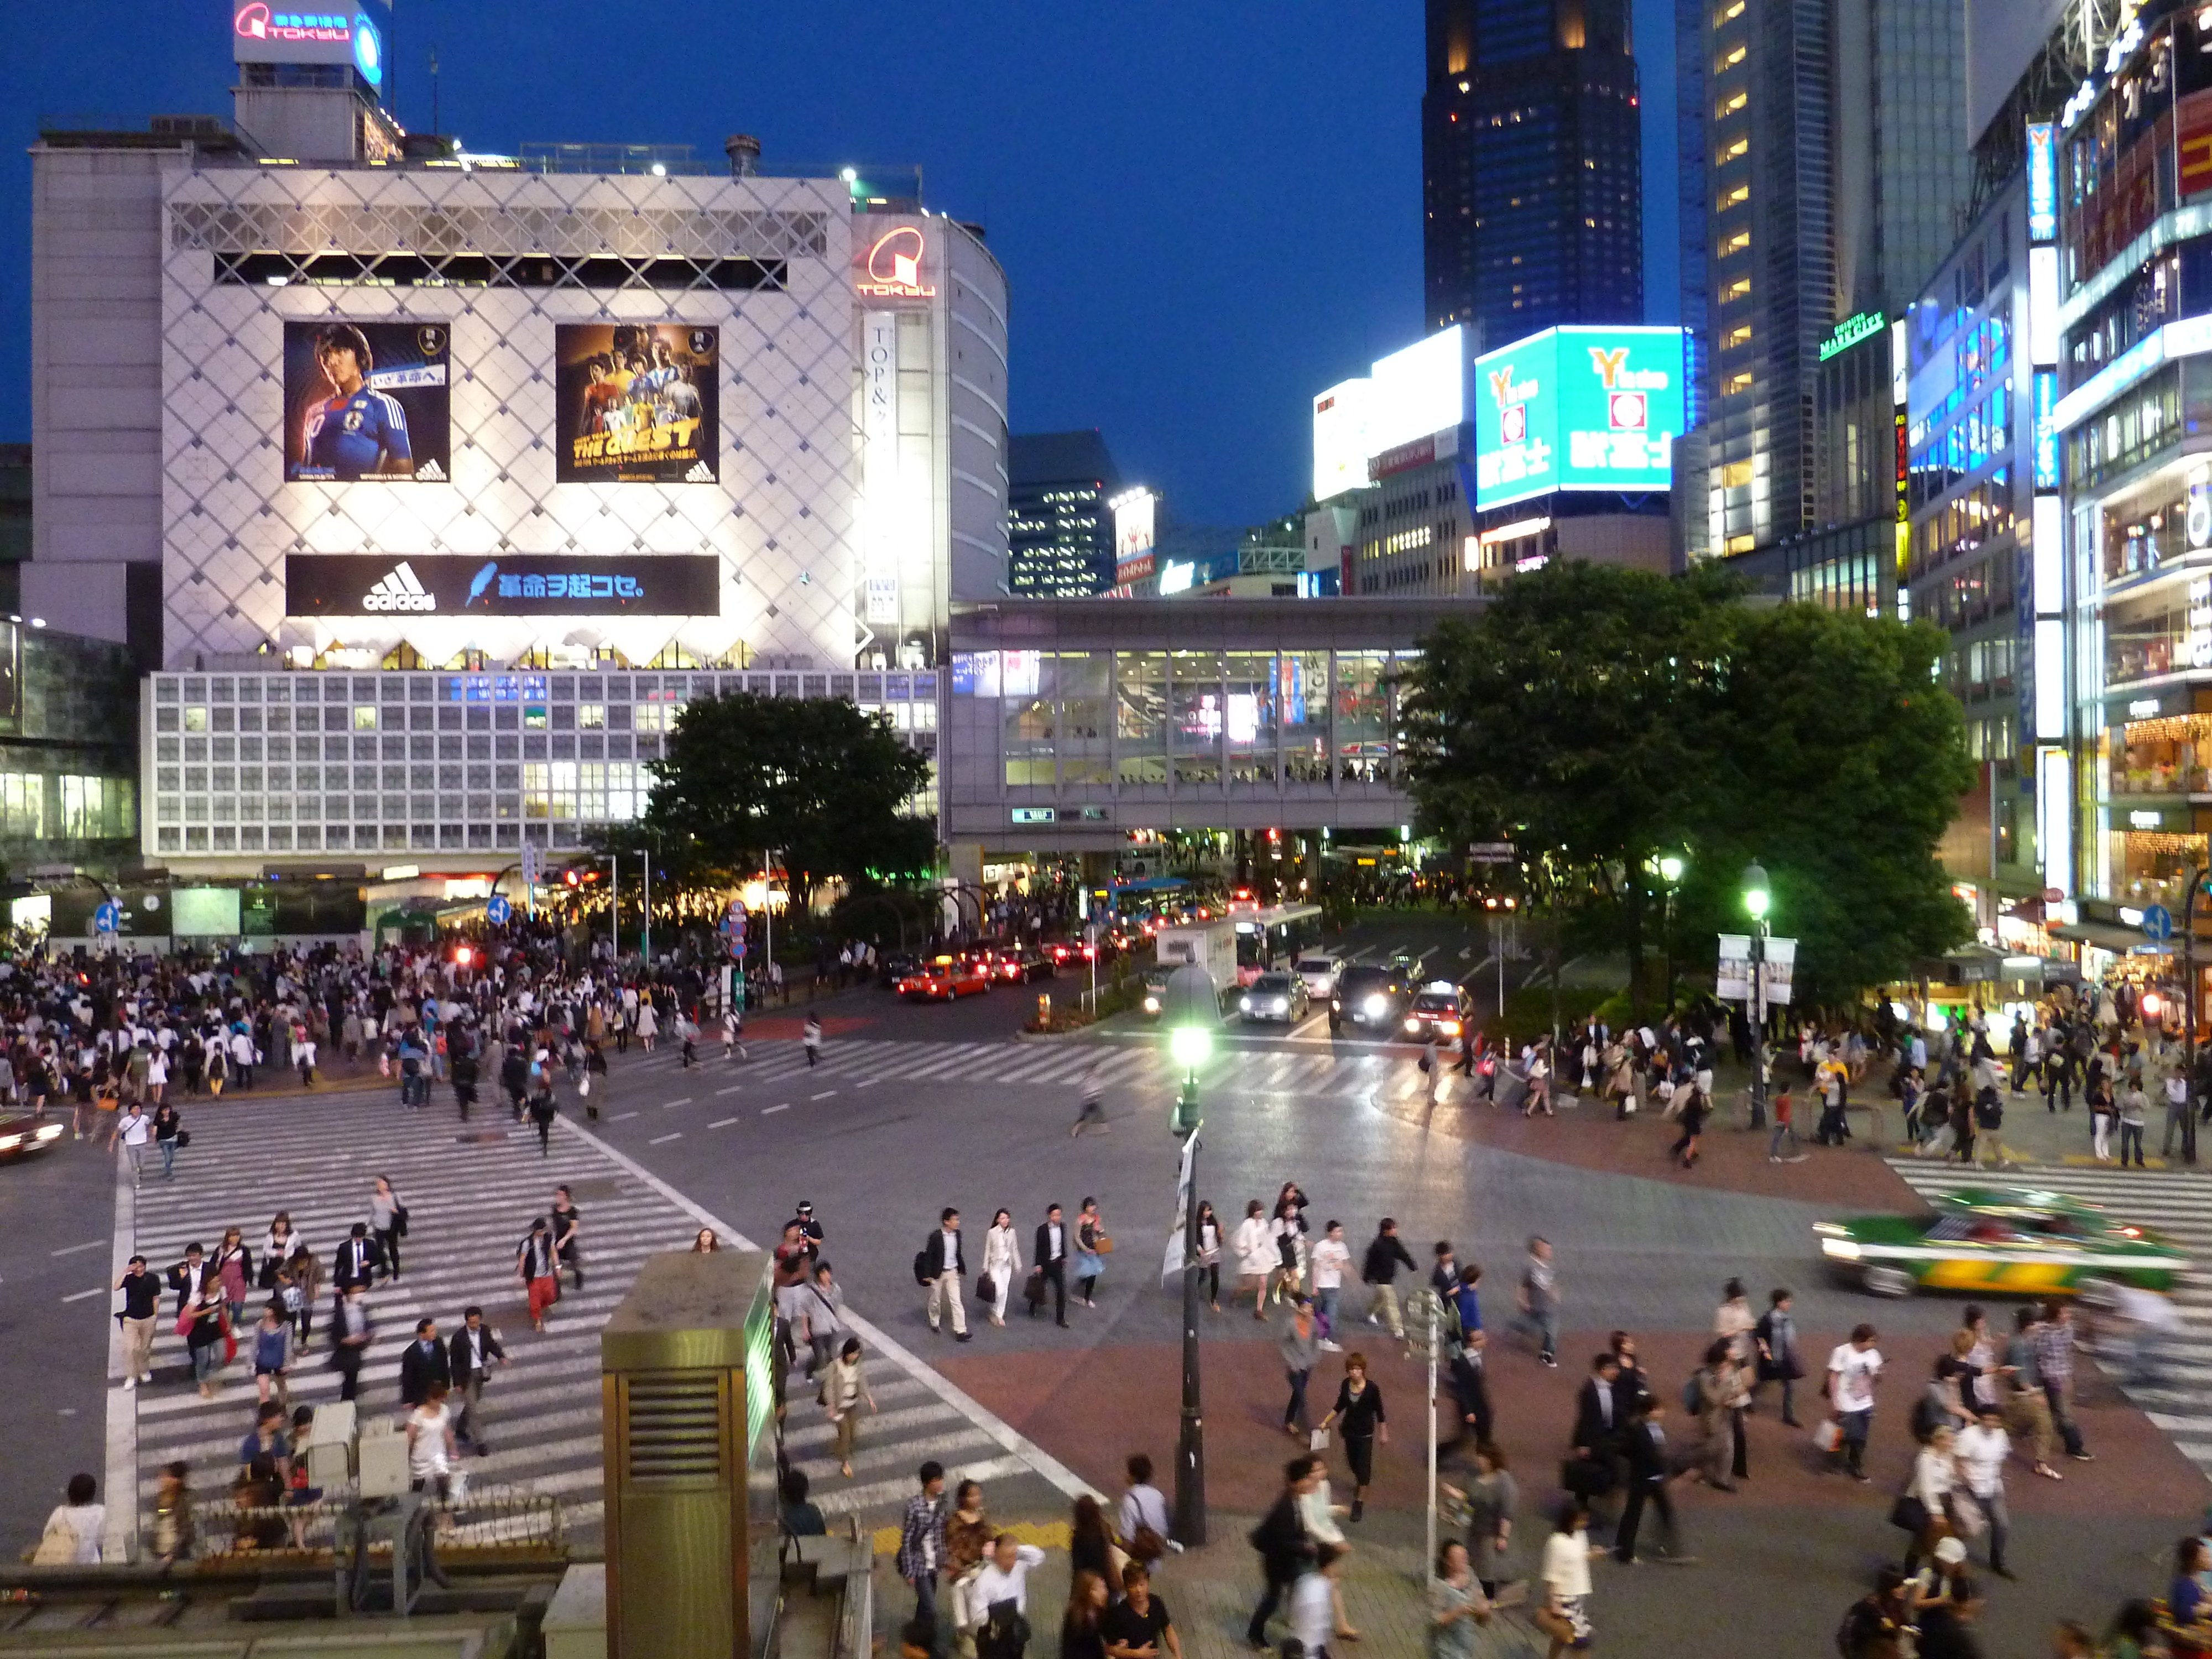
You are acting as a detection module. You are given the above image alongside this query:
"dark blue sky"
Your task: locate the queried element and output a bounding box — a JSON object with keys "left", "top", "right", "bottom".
{"left": 0, "top": 0, "right": 1678, "bottom": 527}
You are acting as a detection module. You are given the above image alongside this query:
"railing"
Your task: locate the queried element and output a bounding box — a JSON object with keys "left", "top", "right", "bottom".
{"left": 196, "top": 1486, "right": 564, "bottom": 1561}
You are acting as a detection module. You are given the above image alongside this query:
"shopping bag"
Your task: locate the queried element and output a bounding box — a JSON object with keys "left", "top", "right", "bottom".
{"left": 1308, "top": 1428, "right": 1331, "bottom": 1452}
{"left": 1812, "top": 1419, "right": 1842, "bottom": 1453}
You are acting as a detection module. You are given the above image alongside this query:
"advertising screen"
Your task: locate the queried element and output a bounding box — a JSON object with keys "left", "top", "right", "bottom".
{"left": 1312, "top": 378, "right": 1373, "bottom": 500}
{"left": 1473, "top": 326, "right": 1684, "bottom": 510}
{"left": 285, "top": 554, "right": 722, "bottom": 617}
{"left": 283, "top": 320, "right": 450, "bottom": 483}
{"left": 555, "top": 324, "right": 719, "bottom": 484}
{"left": 171, "top": 887, "right": 243, "bottom": 938}
{"left": 1368, "top": 326, "right": 1465, "bottom": 455}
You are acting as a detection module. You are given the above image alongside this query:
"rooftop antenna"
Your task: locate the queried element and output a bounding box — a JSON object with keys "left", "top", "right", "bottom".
{"left": 428, "top": 46, "right": 440, "bottom": 137}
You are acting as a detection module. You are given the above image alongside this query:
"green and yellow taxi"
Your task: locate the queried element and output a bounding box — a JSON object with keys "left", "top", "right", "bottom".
{"left": 1815, "top": 1187, "right": 2188, "bottom": 1300}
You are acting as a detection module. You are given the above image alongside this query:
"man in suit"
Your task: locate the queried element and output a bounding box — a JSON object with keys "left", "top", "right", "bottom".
{"left": 921, "top": 1207, "right": 970, "bottom": 1340}
{"left": 1441, "top": 1330, "right": 1493, "bottom": 1464}
{"left": 165, "top": 1242, "right": 210, "bottom": 1319}
{"left": 1032, "top": 1203, "right": 1070, "bottom": 1328}
{"left": 399, "top": 1317, "right": 450, "bottom": 1408}
{"left": 1614, "top": 1397, "right": 1689, "bottom": 1563}
{"left": 1568, "top": 1353, "right": 1627, "bottom": 1524}
{"left": 332, "top": 1222, "right": 379, "bottom": 1332}
{"left": 447, "top": 1305, "right": 507, "bottom": 1452}
{"left": 1245, "top": 1455, "right": 1321, "bottom": 1648}
{"left": 331, "top": 1283, "right": 373, "bottom": 1404}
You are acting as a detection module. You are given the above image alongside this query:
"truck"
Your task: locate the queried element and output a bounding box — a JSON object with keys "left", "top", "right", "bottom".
{"left": 1152, "top": 917, "right": 1239, "bottom": 999}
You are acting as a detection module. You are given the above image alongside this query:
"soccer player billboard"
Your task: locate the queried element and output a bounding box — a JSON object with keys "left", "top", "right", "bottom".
{"left": 555, "top": 323, "right": 719, "bottom": 484}
{"left": 282, "top": 320, "right": 450, "bottom": 482}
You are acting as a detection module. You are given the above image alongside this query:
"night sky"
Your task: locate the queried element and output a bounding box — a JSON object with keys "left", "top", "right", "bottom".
{"left": 0, "top": 0, "right": 1679, "bottom": 528}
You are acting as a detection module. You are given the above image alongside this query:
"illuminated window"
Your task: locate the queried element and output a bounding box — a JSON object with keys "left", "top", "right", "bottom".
{"left": 0, "top": 773, "right": 44, "bottom": 837}
{"left": 1720, "top": 229, "right": 1751, "bottom": 255}
{"left": 578, "top": 703, "right": 606, "bottom": 730}
{"left": 1721, "top": 275, "right": 1751, "bottom": 302}
{"left": 353, "top": 706, "right": 378, "bottom": 730}
{"left": 1720, "top": 461, "right": 1754, "bottom": 488}
{"left": 1715, "top": 0, "right": 1744, "bottom": 19}
{"left": 1718, "top": 183, "right": 1749, "bottom": 210}
{"left": 523, "top": 705, "right": 548, "bottom": 730}
{"left": 59, "top": 775, "right": 132, "bottom": 838}
{"left": 633, "top": 705, "right": 669, "bottom": 733}
{"left": 1719, "top": 134, "right": 1748, "bottom": 163}
{"left": 1725, "top": 533, "right": 1756, "bottom": 554}
{"left": 1723, "top": 370, "right": 1754, "bottom": 395}
{"left": 184, "top": 707, "right": 208, "bottom": 733}
{"left": 1715, "top": 44, "right": 1746, "bottom": 70}
{"left": 1723, "top": 323, "right": 1753, "bottom": 349}
{"left": 1716, "top": 90, "right": 1747, "bottom": 118}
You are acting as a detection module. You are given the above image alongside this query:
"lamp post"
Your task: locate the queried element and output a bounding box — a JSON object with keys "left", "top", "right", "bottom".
{"left": 2186, "top": 863, "right": 2206, "bottom": 1164}
{"left": 1160, "top": 961, "right": 1220, "bottom": 1547}
{"left": 1743, "top": 861, "right": 1771, "bottom": 1130}
{"left": 1656, "top": 854, "right": 1687, "bottom": 1015}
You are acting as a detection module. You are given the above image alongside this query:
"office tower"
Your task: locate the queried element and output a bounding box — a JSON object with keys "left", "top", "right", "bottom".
{"left": 1007, "top": 432, "right": 1120, "bottom": 597}
{"left": 1422, "top": 0, "right": 1644, "bottom": 348}
{"left": 1695, "top": 0, "right": 1969, "bottom": 559}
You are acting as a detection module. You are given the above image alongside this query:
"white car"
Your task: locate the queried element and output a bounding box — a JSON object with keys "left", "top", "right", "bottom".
{"left": 1294, "top": 954, "right": 1343, "bottom": 1000}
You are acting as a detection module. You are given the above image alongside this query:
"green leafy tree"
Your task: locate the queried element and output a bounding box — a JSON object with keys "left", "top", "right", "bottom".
{"left": 632, "top": 692, "right": 935, "bottom": 909}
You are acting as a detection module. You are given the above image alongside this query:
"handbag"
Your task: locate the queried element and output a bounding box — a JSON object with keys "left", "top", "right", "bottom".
{"left": 578, "top": 1074, "right": 591, "bottom": 1097}
{"left": 1022, "top": 1267, "right": 1046, "bottom": 1306}
{"left": 1095, "top": 1234, "right": 1115, "bottom": 1255}
{"left": 175, "top": 1130, "right": 191, "bottom": 1148}
{"left": 1887, "top": 1493, "right": 1928, "bottom": 1535}
{"left": 1308, "top": 1428, "right": 1331, "bottom": 1452}
{"left": 976, "top": 1273, "right": 997, "bottom": 1305}
{"left": 1812, "top": 1418, "right": 1842, "bottom": 1453}
{"left": 28, "top": 1515, "right": 79, "bottom": 1566}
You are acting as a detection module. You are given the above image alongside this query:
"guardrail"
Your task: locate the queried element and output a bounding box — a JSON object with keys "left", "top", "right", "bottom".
{"left": 198, "top": 1485, "right": 564, "bottom": 1561}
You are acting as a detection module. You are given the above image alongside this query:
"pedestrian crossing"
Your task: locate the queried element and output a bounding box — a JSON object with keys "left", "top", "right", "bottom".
{"left": 609, "top": 1035, "right": 1437, "bottom": 1104}
{"left": 114, "top": 1091, "right": 1082, "bottom": 1547}
{"left": 1888, "top": 1161, "right": 2212, "bottom": 1481}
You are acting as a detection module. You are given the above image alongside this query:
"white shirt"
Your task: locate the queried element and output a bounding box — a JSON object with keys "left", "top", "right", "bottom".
{"left": 1909, "top": 1444, "right": 1955, "bottom": 1507}
{"left": 969, "top": 1543, "right": 1046, "bottom": 1613}
{"left": 1234, "top": 1217, "right": 1275, "bottom": 1276}
{"left": 1118, "top": 1483, "right": 1170, "bottom": 1543}
{"left": 1828, "top": 1344, "right": 1883, "bottom": 1413}
{"left": 1541, "top": 1528, "right": 1593, "bottom": 1599}
{"left": 408, "top": 1402, "right": 452, "bottom": 1479}
{"left": 117, "top": 1111, "right": 151, "bottom": 1146}
{"left": 1288, "top": 1570, "right": 1335, "bottom": 1654}
{"left": 43, "top": 1503, "right": 106, "bottom": 1564}
{"left": 1311, "top": 1237, "right": 1351, "bottom": 1291}
{"left": 1955, "top": 1423, "right": 2008, "bottom": 1497}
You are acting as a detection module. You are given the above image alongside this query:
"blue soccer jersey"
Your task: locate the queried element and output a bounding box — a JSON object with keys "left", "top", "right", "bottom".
{"left": 302, "top": 388, "right": 412, "bottom": 478}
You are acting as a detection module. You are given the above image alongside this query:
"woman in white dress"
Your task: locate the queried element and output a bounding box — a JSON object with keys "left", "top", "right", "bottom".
{"left": 981, "top": 1208, "right": 1022, "bottom": 1327}
{"left": 635, "top": 999, "right": 659, "bottom": 1051}
{"left": 1234, "top": 1200, "right": 1275, "bottom": 1321}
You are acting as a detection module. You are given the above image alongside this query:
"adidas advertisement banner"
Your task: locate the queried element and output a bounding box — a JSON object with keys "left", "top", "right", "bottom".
{"left": 554, "top": 322, "right": 719, "bottom": 484}
{"left": 284, "top": 554, "right": 722, "bottom": 617}
{"left": 282, "top": 320, "right": 452, "bottom": 484}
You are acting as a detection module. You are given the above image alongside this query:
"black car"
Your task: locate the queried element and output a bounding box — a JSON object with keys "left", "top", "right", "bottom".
{"left": 1331, "top": 964, "right": 1410, "bottom": 1032}
{"left": 877, "top": 952, "right": 922, "bottom": 987}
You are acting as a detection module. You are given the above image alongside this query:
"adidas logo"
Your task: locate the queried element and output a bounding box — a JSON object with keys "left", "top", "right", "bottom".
{"left": 360, "top": 561, "right": 438, "bottom": 613}
{"left": 685, "top": 459, "right": 715, "bottom": 483}
{"left": 415, "top": 459, "right": 447, "bottom": 482}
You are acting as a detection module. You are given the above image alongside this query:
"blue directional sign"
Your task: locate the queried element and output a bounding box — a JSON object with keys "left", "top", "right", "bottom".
{"left": 485, "top": 894, "right": 512, "bottom": 926}
{"left": 92, "top": 900, "right": 121, "bottom": 934}
{"left": 2142, "top": 903, "right": 2175, "bottom": 942}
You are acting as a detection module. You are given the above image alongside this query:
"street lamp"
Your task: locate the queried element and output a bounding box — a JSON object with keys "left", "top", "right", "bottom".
{"left": 1743, "top": 862, "right": 1771, "bottom": 1130}
{"left": 1655, "top": 854, "right": 1687, "bottom": 1014}
{"left": 1159, "top": 962, "right": 1220, "bottom": 1546}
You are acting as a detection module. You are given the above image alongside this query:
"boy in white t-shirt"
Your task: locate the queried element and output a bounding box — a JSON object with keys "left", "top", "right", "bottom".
{"left": 1825, "top": 1323, "right": 1884, "bottom": 1481}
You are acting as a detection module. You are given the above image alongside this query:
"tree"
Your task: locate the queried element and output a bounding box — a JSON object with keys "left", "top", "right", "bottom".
{"left": 1400, "top": 562, "right": 1739, "bottom": 1015}
{"left": 1685, "top": 602, "right": 1975, "bottom": 1006}
{"left": 635, "top": 692, "right": 935, "bottom": 907}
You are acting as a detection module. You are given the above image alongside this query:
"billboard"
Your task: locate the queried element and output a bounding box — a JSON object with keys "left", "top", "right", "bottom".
{"left": 1473, "top": 326, "right": 1684, "bottom": 510}
{"left": 285, "top": 554, "right": 722, "bottom": 617}
{"left": 1310, "top": 327, "right": 1466, "bottom": 501}
{"left": 233, "top": 3, "right": 385, "bottom": 84}
{"left": 554, "top": 324, "right": 719, "bottom": 484}
{"left": 283, "top": 320, "right": 449, "bottom": 483}
{"left": 1112, "top": 487, "right": 1157, "bottom": 583}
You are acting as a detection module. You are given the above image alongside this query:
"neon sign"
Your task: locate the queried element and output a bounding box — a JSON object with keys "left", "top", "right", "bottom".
{"left": 234, "top": 4, "right": 382, "bottom": 82}
{"left": 855, "top": 227, "right": 936, "bottom": 299}
{"left": 236, "top": 6, "right": 349, "bottom": 44}
{"left": 1818, "top": 310, "right": 1886, "bottom": 362}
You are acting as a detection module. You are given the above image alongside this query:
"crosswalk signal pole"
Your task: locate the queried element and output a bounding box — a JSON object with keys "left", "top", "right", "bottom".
{"left": 1425, "top": 1300, "right": 1439, "bottom": 1574}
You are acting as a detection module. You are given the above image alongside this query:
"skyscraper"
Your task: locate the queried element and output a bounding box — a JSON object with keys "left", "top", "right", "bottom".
{"left": 1692, "top": 0, "right": 1969, "bottom": 559}
{"left": 1422, "top": 0, "right": 1644, "bottom": 349}
{"left": 1006, "top": 431, "right": 1120, "bottom": 597}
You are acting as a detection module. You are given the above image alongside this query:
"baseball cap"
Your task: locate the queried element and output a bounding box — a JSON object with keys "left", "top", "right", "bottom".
{"left": 1933, "top": 1537, "right": 1967, "bottom": 1565}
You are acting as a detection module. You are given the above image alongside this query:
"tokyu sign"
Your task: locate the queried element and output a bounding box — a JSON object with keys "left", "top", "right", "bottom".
{"left": 1473, "top": 325, "right": 1685, "bottom": 510}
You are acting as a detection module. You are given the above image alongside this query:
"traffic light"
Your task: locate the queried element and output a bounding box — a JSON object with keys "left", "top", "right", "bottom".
{"left": 563, "top": 868, "right": 582, "bottom": 888}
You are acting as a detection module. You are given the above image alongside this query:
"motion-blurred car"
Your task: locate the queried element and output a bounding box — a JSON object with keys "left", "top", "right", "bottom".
{"left": 1238, "top": 972, "right": 1311, "bottom": 1024}
{"left": 1816, "top": 1187, "right": 2187, "bottom": 1299}
{"left": 0, "top": 1108, "right": 65, "bottom": 1160}
{"left": 991, "top": 948, "right": 1055, "bottom": 984}
{"left": 1402, "top": 981, "right": 1473, "bottom": 1042}
{"left": 896, "top": 956, "right": 992, "bottom": 1001}
{"left": 876, "top": 952, "right": 921, "bottom": 987}
{"left": 1139, "top": 964, "right": 1177, "bottom": 1018}
{"left": 1294, "top": 954, "right": 1344, "bottom": 1000}
{"left": 1331, "top": 964, "right": 1410, "bottom": 1031}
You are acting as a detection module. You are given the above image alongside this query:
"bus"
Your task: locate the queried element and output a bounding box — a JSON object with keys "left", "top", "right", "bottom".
{"left": 1233, "top": 902, "right": 1324, "bottom": 983}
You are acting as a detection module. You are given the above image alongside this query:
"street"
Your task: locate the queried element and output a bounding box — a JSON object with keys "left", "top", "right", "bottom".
{"left": 7, "top": 931, "right": 2209, "bottom": 1654}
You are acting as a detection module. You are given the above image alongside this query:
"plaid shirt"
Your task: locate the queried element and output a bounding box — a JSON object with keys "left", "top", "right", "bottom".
{"left": 895, "top": 1490, "right": 943, "bottom": 1580}
{"left": 2031, "top": 1322, "right": 2074, "bottom": 1388}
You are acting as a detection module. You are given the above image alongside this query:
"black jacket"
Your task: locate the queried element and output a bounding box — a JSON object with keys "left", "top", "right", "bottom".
{"left": 398, "top": 1337, "right": 451, "bottom": 1406}
{"left": 1248, "top": 1491, "right": 1311, "bottom": 1582}
{"left": 1361, "top": 1232, "right": 1418, "bottom": 1285}
{"left": 166, "top": 1259, "right": 211, "bottom": 1318}
{"left": 1621, "top": 1418, "right": 1669, "bottom": 1486}
{"left": 1034, "top": 1221, "right": 1067, "bottom": 1268}
{"left": 332, "top": 1237, "right": 379, "bottom": 1291}
{"left": 449, "top": 1323, "right": 507, "bottom": 1385}
{"left": 923, "top": 1228, "right": 966, "bottom": 1277}
{"left": 1571, "top": 1377, "right": 1623, "bottom": 1454}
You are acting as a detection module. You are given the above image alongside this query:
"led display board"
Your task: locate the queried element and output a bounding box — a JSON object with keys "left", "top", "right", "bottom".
{"left": 283, "top": 320, "right": 449, "bottom": 483}
{"left": 1310, "top": 327, "right": 1465, "bottom": 500}
{"left": 285, "top": 554, "right": 722, "bottom": 617}
{"left": 233, "top": 4, "right": 384, "bottom": 85}
{"left": 1311, "top": 378, "right": 1372, "bottom": 500}
{"left": 1473, "top": 326, "right": 1684, "bottom": 510}
{"left": 554, "top": 324, "right": 719, "bottom": 483}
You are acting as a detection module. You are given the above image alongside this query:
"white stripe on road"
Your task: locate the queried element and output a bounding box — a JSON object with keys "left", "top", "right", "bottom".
{"left": 763, "top": 1104, "right": 790, "bottom": 1115}
{"left": 61, "top": 1286, "right": 105, "bottom": 1303}
{"left": 708, "top": 1117, "right": 738, "bottom": 1129}
{"left": 649, "top": 1133, "right": 682, "bottom": 1145}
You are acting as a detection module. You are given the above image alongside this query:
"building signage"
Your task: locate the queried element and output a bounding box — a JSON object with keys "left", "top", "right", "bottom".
{"left": 1368, "top": 425, "right": 1457, "bottom": 482}
{"left": 233, "top": 4, "right": 383, "bottom": 83}
{"left": 554, "top": 324, "right": 718, "bottom": 484}
{"left": 1472, "top": 325, "right": 1684, "bottom": 510}
{"left": 285, "top": 554, "right": 722, "bottom": 617}
{"left": 282, "top": 321, "right": 448, "bottom": 484}
{"left": 2182, "top": 92, "right": 2212, "bottom": 199}
{"left": 1818, "top": 310, "right": 1886, "bottom": 362}
{"left": 1309, "top": 328, "right": 1465, "bottom": 501}
{"left": 854, "top": 226, "right": 936, "bottom": 299}
{"left": 862, "top": 311, "right": 901, "bottom": 581}
{"left": 2032, "top": 369, "right": 2060, "bottom": 490}
{"left": 1112, "top": 487, "right": 1157, "bottom": 582}
{"left": 2026, "top": 122, "right": 2058, "bottom": 241}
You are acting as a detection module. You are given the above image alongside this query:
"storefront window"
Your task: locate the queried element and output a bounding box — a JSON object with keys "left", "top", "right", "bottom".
{"left": 1057, "top": 653, "right": 1111, "bottom": 787}
{"left": 1335, "top": 653, "right": 1391, "bottom": 783}
{"left": 1225, "top": 654, "right": 1277, "bottom": 785}
{"left": 2110, "top": 712, "right": 2212, "bottom": 795}
{"left": 1115, "top": 653, "right": 1167, "bottom": 785}
{"left": 1004, "top": 655, "right": 1055, "bottom": 786}
{"left": 2112, "top": 828, "right": 2208, "bottom": 912}
{"left": 1171, "top": 652, "right": 1222, "bottom": 787}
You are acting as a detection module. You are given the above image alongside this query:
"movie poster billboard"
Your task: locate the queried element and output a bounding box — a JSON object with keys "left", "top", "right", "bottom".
{"left": 555, "top": 323, "right": 719, "bottom": 483}
{"left": 282, "top": 320, "right": 451, "bottom": 483}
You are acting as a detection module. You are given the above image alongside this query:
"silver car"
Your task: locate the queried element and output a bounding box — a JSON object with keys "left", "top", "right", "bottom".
{"left": 1238, "top": 972, "right": 1311, "bottom": 1024}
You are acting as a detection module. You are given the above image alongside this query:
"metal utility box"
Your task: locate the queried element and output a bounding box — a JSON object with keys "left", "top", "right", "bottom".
{"left": 601, "top": 1249, "right": 776, "bottom": 1659}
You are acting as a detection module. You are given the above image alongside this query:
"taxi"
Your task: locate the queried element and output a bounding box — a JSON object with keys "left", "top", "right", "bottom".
{"left": 1401, "top": 980, "right": 1473, "bottom": 1043}
{"left": 1815, "top": 1187, "right": 2188, "bottom": 1300}
{"left": 0, "top": 1107, "right": 66, "bottom": 1160}
{"left": 895, "top": 955, "right": 992, "bottom": 1001}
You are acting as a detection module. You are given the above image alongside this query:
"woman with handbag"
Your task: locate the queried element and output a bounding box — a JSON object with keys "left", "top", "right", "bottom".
{"left": 28, "top": 1474, "right": 105, "bottom": 1565}
{"left": 1194, "top": 1201, "right": 1224, "bottom": 1312}
{"left": 213, "top": 1227, "right": 253, "bottom": 1330}
{"left": 258, "top": 1214, "right": 296, "bottom": 1293}
{"left": 822, "top": 1336, "right": 875, "bottom": 1479}
{"left": 185, "top": 1279, "right": 229, "bottom": 1399}
{"left": 1901, "top": 1422, "right": 1961, "bottom": 1574}
{"left": 1074, "top": 1197, "right": 1109, "bottom": 1308}
{"left": 981, "top": 1209, "right": 1021, "bottom": 1328}
{"left": 1317, "top": 1352, "right": 1389, "bottom": 1522}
